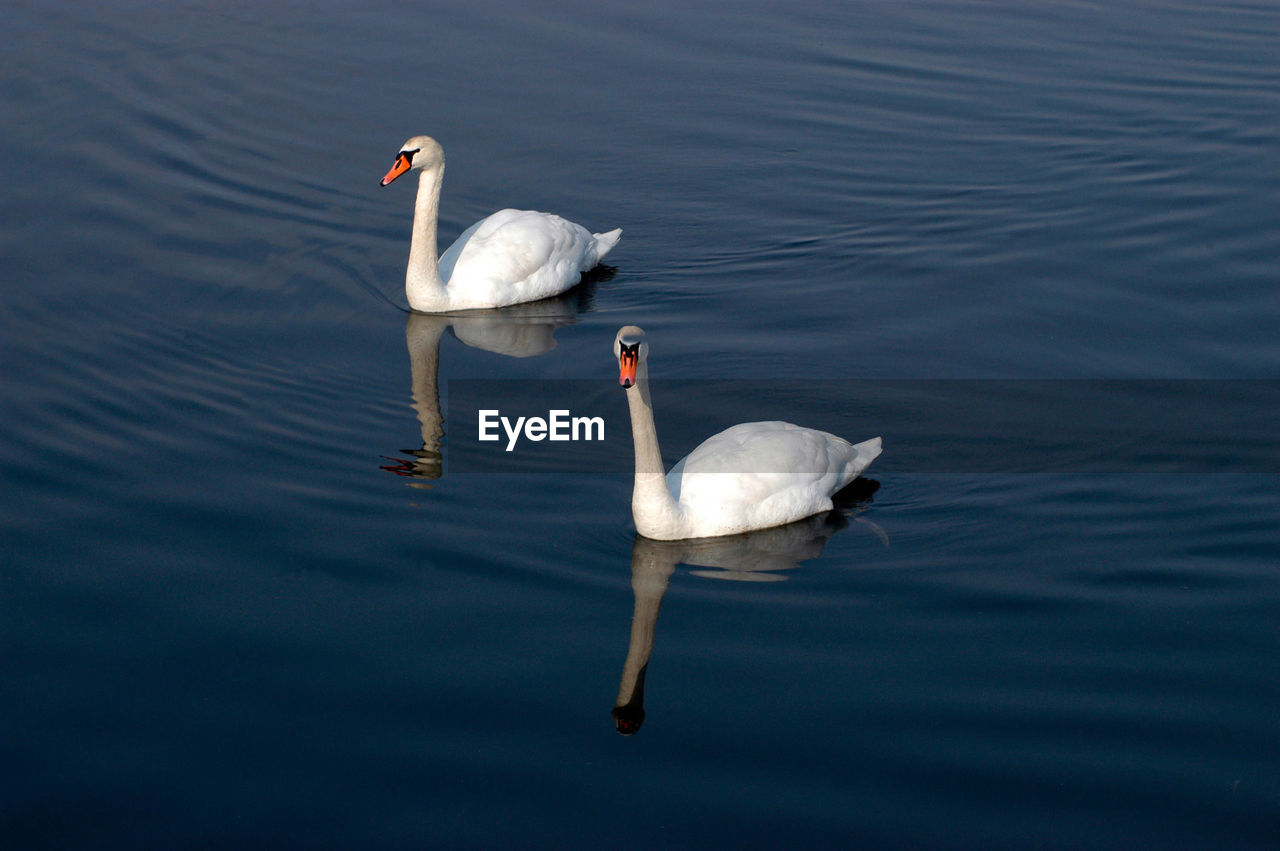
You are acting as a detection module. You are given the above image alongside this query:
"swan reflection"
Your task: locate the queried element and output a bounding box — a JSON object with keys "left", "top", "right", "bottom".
{"left": 383, "top": 283, "right": 599, "bottom": 484}
{"left": 613, "top": 480, "right": 882, "bottom": 735}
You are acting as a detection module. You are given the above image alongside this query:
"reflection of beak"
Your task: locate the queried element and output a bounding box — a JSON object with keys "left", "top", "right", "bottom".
{"left": 619, "top": 351, "right": 637, "bottom": 387}
{"left": 380, "top": 153, "right": 412, "bottom": 186}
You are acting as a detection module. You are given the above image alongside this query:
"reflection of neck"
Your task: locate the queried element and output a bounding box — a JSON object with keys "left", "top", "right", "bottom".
{"left": 405, "top": 315, "right": 447, "bottom": 476}
{"left": 614, "top": 537, "right": 676, "bottom": 722}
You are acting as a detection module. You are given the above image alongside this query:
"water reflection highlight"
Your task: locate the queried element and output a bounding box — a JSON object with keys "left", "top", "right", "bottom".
{"left": 614, "top": 479, "right": 882, "bottom": 735}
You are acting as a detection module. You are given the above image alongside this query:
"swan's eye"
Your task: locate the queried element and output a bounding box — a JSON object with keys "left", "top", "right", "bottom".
{"left": 399, "top": 148, "right": 419, "bottom": 163}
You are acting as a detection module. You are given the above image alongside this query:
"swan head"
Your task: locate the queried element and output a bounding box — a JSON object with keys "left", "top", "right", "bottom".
{"left": 614, "top": 325, "right": 648, "bottom": 388}
{"left": 612, "top": 702, "right": 645, "bottom": 736}
{"left": 380, "top": 135, "right": 445, "bottom": 187}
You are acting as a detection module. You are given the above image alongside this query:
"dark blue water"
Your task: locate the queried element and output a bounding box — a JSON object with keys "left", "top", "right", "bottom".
{"left": 3, "top": 1, "right": 1278, "bottom": 846}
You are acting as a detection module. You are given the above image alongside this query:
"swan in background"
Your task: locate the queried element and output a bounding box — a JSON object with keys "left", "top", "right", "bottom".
{"left": 384, "top": 290, "right": 591, "bottom": 482}
{"left": 615, "top": 326, "right": 882, "bottom": 540}
{"left": 380, "top": 135, "right": 621, "bottom": 312}
{"left": 614, "top": 491, "right": 882, "bottom": 735}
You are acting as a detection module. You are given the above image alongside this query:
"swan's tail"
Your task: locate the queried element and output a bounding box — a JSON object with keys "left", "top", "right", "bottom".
{"left": 846, "top": 436, "right": 882, "bottom": 480}
{"left": 591, "top": 228, "right": 623, "bottom": 264}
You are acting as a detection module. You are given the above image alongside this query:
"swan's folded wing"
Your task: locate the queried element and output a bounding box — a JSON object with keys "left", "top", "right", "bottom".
{"left": 443, "top": 209, "right": 597, "bottom": 305}
{"left": 669, "top": 422, "right": 861, "bottom": 532}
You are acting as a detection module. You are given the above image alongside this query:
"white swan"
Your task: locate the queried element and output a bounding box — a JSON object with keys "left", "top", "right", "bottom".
{"left": 616, "top": 326, "right": 882, "bottom": 540}
{"left": 380, "top": 135, "right": 621, "bottom": 312}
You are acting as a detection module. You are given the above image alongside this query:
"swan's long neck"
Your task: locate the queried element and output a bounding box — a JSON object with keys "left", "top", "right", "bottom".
{"left": 625, "top": 364, "right": 685, "bottom": 537}
{"left": 405, "top": 164, "right": 450, "bottom": 311}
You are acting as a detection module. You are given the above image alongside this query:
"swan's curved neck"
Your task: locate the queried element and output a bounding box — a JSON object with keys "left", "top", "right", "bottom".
{"left": 625, "top": 364, "right": 684, "bottom": 536}
{"left": 405, "top": 164, "right": 450, "bottom": 311}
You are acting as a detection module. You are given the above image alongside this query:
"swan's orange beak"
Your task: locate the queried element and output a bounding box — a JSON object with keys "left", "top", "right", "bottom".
{"left": 619, "top": 350, "right": 638, "bottom": 387}
{"left": 380, "top": 153, "right": 412, "bottom": 187}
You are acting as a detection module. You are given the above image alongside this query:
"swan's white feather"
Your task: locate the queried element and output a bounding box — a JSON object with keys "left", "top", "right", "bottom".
{"left": 661, "top": 423, "right": 880, "bottom": 538}
{"left": 440, "top": 209, "right": 616, "bottom": 309}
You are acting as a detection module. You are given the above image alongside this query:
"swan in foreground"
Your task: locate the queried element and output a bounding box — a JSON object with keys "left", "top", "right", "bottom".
{"left": 616, "top": 326, "right": 882, "bottom": 540}
{"left": 380, "top": 135, "right": 621, "bottom": 312}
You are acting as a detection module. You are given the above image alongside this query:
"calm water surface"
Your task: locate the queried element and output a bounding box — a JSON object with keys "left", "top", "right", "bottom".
{"left": 3, "top": 1, "right": 1279, "bottom": 846}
